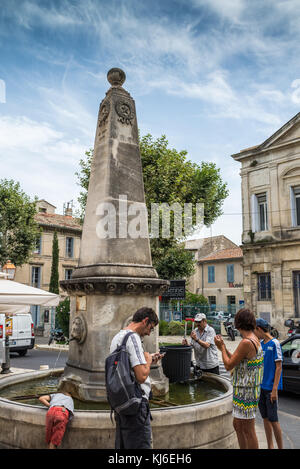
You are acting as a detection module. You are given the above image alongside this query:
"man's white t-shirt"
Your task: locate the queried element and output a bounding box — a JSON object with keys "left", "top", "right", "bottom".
{"left": 110, "top": 329, "right": 151, "bottom": 400}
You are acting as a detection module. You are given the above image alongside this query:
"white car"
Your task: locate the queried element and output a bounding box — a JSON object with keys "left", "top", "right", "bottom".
{"left": 209, "top": 311, "right": 227, "bottom": 320}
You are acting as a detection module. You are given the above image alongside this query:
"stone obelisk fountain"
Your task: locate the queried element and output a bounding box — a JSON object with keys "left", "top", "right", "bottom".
{"left": 60, "top": 68, "right": 169, "bottom": 401}
{"left": 0, "top": 68, "right": 237, "bottom": 451}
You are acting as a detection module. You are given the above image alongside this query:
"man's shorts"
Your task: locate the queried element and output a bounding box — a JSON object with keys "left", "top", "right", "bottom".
{"left": 258, "top": 388, "right": 279, "bottom": 422}
{"left": 46, "top": 406, "right": 69, "bottom": 447}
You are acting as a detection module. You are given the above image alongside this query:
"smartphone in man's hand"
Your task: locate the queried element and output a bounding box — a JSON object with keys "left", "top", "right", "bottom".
{"left": 151, "top": 352, "right": 166, "bottom": 363}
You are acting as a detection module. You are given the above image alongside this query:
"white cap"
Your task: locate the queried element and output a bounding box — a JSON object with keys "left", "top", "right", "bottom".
{"left": 194, "top": 313, "right": 206, "bottom": 322}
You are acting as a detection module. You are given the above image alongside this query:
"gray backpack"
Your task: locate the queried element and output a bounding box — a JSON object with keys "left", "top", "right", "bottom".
{"left": 105, "top": 331, "right": 143, "bottom": 416}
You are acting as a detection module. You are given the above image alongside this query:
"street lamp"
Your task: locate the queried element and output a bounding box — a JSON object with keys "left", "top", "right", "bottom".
{"left": 2, "top": 260, "right": 16, "bottom": 280}
{"left": 1, "top": 260, "right": 16, "bottom": 374}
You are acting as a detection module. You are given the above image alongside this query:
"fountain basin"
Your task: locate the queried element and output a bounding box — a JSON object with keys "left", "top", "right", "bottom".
{"left": 0, "top": 369, "right": 238, "bottom": 449}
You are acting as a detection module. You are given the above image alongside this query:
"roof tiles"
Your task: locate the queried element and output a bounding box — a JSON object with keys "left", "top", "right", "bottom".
{"left": 198, "top": 247, "right": 243, "bottom": 262}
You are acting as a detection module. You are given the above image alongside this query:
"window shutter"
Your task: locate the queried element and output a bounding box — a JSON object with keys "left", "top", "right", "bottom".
{"left": 66, "top": 237, "right": 74, "bottom": 257}
{"left": 251, "top": 194, "right": 258, "bottom": 232}
{"left": 227, "top": 264, "right": 234, "bottom": 283}
{"left": 264, "top": 193, "right": 269, "bottom": 230}
{"left": 290, "top": 186, "right": 296, "bottom": 227}
{"left": 208, "top": 266, "right": 215, "bottom": 283}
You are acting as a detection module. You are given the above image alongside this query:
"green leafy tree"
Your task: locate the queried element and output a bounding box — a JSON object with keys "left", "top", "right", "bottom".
{"left": 75, "top": 135, "right": 228, "bottom": 280}
{"left": 183, "top": 291, "right": 208, "bottom": 305}
{"left": 140, "top": 134, "right": 228, "bottom": 228}
{"left": 153, "top": 243, "right": 195, "bottom": 280}
{"left": 55, "top": 297, "right": 70, "bottom": 338}
{"left": 49, "top": 231, "right": 59, "bottom": 294}
{"left": 0, "top": 179, "right": 40, "bottom": 267}
{"left": 75, "top": 149, "right": 93, "bottom": 222}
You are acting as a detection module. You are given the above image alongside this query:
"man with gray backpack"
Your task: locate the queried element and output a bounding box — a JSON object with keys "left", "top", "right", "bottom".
{"left": 106, "top": 307, "right": 163, "bottom": 449}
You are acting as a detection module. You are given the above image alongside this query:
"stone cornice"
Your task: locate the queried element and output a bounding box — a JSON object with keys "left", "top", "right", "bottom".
{"left": 242, "top": 238, "right": 300, "bottom": 251}
{"left": 232, "top": 137, "right": 300, "bottom": 162}
{"left": 240, "top": 152, "right": 300, "bottom": 175}
{"left": 60, "top": 276, "right": 170, "bottom": 296}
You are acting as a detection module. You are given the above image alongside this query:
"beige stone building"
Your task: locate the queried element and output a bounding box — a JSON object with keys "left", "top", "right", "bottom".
{"left": 232, "top": 112, "right": 300, "bottom": 334}
{"left": 185, "top": 236, "right": 244, "bottom": 310}
{"left": 14, "top": 200, "right": 82, "bottom": 335}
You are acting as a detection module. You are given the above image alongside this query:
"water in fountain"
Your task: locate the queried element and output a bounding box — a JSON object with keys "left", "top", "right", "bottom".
{"left": 0, "top": 373, "right": 226, "bottom": 410}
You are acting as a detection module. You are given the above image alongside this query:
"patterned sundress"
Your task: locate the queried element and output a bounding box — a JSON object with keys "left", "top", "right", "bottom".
{"left": 232, "top": 340, "right": 264, "bottom": 419}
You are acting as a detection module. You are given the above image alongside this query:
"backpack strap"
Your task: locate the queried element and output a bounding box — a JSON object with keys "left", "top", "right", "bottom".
{"left": 121, "top": 330, "right": 135, "bottom": 347}
{"left": 120, "top": 331, "right": 142, "bottom": 386}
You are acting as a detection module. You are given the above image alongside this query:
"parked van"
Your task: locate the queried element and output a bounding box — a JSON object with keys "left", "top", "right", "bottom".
{"left": 8, "top": 313, "right": 35, "bottom": 356}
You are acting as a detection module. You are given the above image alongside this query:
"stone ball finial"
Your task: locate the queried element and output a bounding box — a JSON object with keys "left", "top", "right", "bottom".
{"left": 107, "top": 68, "right": 126, "bottom": 87}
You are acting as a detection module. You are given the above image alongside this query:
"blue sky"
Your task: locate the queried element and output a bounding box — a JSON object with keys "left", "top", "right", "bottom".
{"left": 1, "top": 0, "right": 300, "bottom": 245}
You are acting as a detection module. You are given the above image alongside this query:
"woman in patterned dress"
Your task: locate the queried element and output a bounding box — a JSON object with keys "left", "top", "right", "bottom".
{"left": 214, "top": 309, "right": 264, "bottom": 449}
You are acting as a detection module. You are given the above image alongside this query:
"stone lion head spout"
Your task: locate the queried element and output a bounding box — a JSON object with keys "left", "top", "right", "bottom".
{"left": 70, "top": 315, "right": 87, "bottom": 344}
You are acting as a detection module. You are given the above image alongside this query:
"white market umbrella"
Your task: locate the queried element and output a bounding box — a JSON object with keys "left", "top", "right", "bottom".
{"left": 0, "top": 304, "right": 31, "bottom": 314}
{"left": 0, "top": 274, "right": 60, "bottom": 314}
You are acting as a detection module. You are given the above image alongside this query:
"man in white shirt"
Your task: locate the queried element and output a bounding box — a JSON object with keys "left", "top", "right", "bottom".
{"left": 110, "top": 307, "right": 163, "bottom": 449}
{"left": 182, "top": 313, "right": 219, "bottom": 374}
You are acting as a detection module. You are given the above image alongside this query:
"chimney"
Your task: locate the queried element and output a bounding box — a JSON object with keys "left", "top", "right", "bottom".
{"left": 64, "top": 201, "right": 73, "bottom": 217}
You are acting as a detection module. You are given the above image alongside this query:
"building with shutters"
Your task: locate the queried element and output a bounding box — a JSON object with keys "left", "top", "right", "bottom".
{"left": 185, "top": 236, "right": 244, "bottom": 309}
{"left": 14, "top": 200, "right": 82, "bottom": 336}
{"left": 232, "top": 111, "right": 300, "bottom": 334}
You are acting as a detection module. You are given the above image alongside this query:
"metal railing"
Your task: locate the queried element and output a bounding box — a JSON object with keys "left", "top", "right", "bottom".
{"left": 159, "top": 303, "right": 240, "bottom": 334}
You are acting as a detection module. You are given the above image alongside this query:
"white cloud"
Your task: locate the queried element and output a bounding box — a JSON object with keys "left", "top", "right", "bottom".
{"left": 0, "top": 116, "right": 63, "bottom": 152}
{"left": 10, "top": 0, "right": 84, "bottom": 29}
{"left": 191, "top": 0, "right": 246, "bottom": 23}
{"left": 166, "top": 71, "right": 236, "bottom": 105}
{"left": 0, "top": 115, "right": 85, "bottom": 211}
{"left": 0, "top": 79, "right": 6, "bottom": 103}
{"left": 0, "top": 115, "right": 86, "bottom": 163}
{"left": 2, "top": 1, "right": 297, "bottom": 95}
{"left": 146, "top": 71, "right": 283, "bottom": 127}
{"left": 38, "top": 86, "right": 95, "bottom": 140}
{"left": 275, "top": 1, "right": 300, "bottom": 32}
{"left": 2, "top": 0, "right": 300, "bottom": 243}
{"left": 291, "top": 79, "right": 300, "bottom": 104}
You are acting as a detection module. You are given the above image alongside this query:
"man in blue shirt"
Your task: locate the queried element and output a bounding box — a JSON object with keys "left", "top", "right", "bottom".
{"left": 255, "top": 318, "right": 283, "bottom": 449}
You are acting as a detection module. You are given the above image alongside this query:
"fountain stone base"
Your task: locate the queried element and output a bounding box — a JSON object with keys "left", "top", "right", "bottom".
{"left": 0, "top": 369, "right": 238, "bottom": 449}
